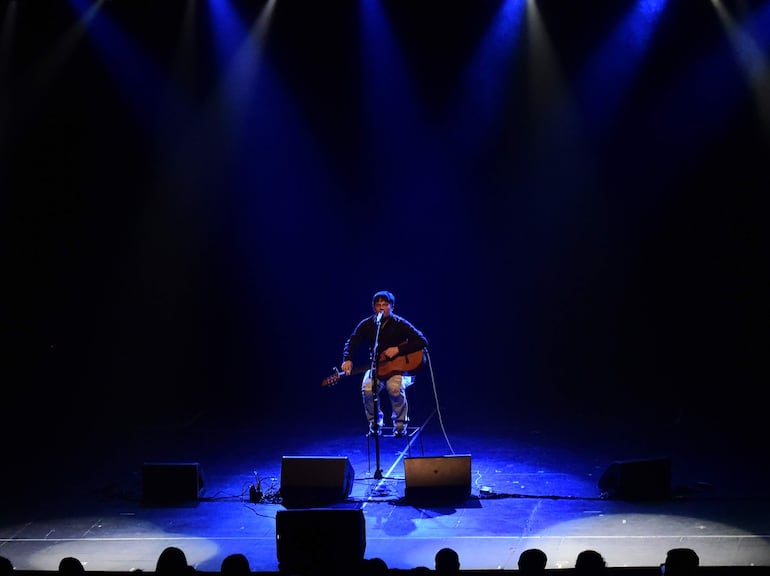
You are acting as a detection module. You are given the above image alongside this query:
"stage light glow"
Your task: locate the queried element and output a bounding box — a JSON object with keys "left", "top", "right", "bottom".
{"left": 711, "top": 0, "right": 770, "bottom": 133}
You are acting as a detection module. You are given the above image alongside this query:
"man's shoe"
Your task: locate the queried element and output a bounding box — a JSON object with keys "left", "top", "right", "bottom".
{"left": 369, "top": 424, "right": 382, "bottom": 436}
{"left": 394, "top": 427, "right": 407, "bottom": 438}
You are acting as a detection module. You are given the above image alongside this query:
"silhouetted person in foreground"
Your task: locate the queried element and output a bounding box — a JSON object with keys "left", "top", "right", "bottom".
{"left": 575, "top": 549, "right": 607, "bottom": 575}
{"left": 58, "top": 557, "right": 85, "bottom": 575}
{"left": 663, "top": 548, "right": 699, "bottom": 576}
{"left": 518, "top": 548, "right": 548, "bottom": 575}
{"left": 435, "top": 547, "right": 461, "bottom": 574}
{"left": 357, "top": 557, "right": 389, "bottom": 576}
{"left": 155, "top": 546, "right": 195, "bottom": 576}
{"left": 220, "top": 553, "right": 250, "bottom": 575}
{"left": 0, "top": 556, "right": 14, "bottom": 576}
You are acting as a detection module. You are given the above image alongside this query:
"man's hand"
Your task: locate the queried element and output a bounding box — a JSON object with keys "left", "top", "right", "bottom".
{"left": 382, "top": 346, "right": 400, "bottom": 360}
{"left": 341, "top": 360, "right": 353, "bottom": 376}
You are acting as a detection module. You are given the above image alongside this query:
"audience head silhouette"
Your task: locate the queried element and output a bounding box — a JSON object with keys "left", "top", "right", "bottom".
{"left": 220, "top": 553, "right": 250, "bottom": 575}
{"left": 357, "top": 557, "right": 389, "bottom": 575}
{"left": 0, "top": 557, "right": 14, "bottom": 576}
{"left": 576, "top": 549, "right": 607, "bottom": 574}
{"left": 155, "top": 546, "right": 193, "bottom": 575}
{"left": 664, "top": 548, "right": 699, "bottom": 576}
{"left": 518, "top": 548, "right": 548, "bottom": 574}
{"left": 435, "top": 547, "right": 460, "bottom": 573}
{"left": 58, "top": 557, "right": 85, "bottom": 575}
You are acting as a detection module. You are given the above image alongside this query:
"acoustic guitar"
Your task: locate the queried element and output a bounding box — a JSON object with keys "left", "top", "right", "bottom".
{"left": 321, "top": 348, "right": 424, "bottom": 387}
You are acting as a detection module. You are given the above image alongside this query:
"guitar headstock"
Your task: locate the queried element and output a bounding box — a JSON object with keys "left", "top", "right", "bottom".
{"left": 321, "top": 367, "right": 342, "bottom": 387}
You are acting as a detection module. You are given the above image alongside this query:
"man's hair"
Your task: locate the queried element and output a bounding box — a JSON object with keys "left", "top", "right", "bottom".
{"left": 518, "top": 548, "right": 547, "bottom": 571}
{"left": 372, "top": 290, "right": 395, "bottom": 306}
{"left": 665, "top": 548, "right": 699, "bottom": 574}
{"left": 576, "top": 550, "right": 606, "bottom": 572}
{"left": 435, "top": 547, "right": 460, "bottom": 571}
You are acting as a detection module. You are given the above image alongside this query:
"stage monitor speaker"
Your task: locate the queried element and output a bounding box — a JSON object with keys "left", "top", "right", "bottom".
{"left": 141, "top": 462, "right": 202, "bottom": 504}
{"left": 279, "top": 456, "right": 354, "bottom": 506}
{"left": 404, "top": 454, "right": 471, "bottom": 504}
{"left": 276, "top": 508, "right": 365, "bottom": 573}
{"left": 598, "top": 457, "right": 671, "bottom": 501}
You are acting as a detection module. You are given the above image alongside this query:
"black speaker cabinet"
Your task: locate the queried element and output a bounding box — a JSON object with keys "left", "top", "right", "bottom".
{"left": 404, "top": 455, "right": 472, "bottom": 504}
{"left": 141, "top": 462, "right": 202, "bottom": 504}
{"left": 598, "top": 457, "right": 672, "bottom": 500}
{"left": 279, "top": 456, "right": 355, "bottom": 506}
{"left": 276, "top": 508, "right": 365, "bottom": 572}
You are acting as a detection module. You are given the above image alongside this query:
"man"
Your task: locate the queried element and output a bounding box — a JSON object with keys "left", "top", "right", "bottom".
{"left": 662, "top": 548, "right": 699, "bottom": 576}
{"left": 341, "top": 290, "right": 428, "bottom": 437}
{"left": 435, "top": 547, "right": 461, "bottom": 574}
{"left": 518, "top": 548, "right": 548, "bottom": 575}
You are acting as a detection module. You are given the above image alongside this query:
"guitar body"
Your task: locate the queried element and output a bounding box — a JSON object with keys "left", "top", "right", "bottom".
{"left": 322, "top": 348, "right": 424, "bottom": 387}
{"left": 376, "top": 349, "right": 424, "bottom": 379}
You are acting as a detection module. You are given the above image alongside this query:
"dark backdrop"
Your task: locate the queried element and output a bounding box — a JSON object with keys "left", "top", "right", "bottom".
{"left": 3, "top": 1, "right": 767, "bottom": 458}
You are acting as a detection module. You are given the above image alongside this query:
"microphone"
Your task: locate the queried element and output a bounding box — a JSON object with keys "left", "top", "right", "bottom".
{"left": 375, "top": 311, "right": 383, "bottom": 323}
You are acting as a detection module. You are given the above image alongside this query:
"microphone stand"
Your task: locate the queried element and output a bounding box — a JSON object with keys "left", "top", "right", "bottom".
{"left": 371, "top": 313, "right": 384, "bottom": 479}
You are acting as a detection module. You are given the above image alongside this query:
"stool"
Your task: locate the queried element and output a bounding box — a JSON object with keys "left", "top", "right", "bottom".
{"left": 366, "top": 426, "right": 424, "bottom": 473}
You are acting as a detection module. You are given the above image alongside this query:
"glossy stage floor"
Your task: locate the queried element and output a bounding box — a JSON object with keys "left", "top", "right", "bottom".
{"left": 1, "top": 398, "right": 769, "bottom": 574}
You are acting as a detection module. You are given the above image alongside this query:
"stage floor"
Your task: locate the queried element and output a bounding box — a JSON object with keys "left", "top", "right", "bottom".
{"left": 1, "top": 405, "right": 769, "bottom": 573}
